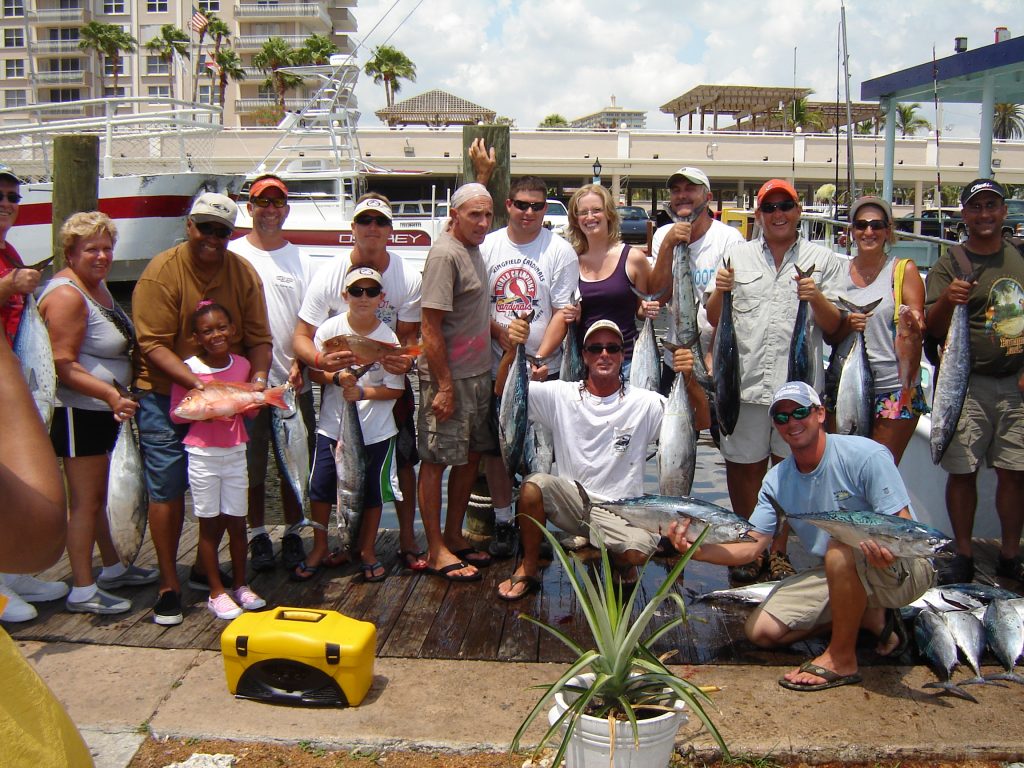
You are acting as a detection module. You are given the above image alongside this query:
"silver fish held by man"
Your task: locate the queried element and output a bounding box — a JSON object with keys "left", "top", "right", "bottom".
{"left": 786, "top": 263, "right": 816, "bottom": 385}
{"left": 594, "top": 492, "right": 755, "bottom": 545}
{"left": 271, "top": 387, "right": 311, "bottom": 518}
{"left": 524, "top": 420, "right": 553, "bottom": 475}
{"left": 105, "top": 420, "right": 148, "bottom": 567}
{"left": 982, "top": 599, "right": 1024, "bottom": 686}
{"left": 835, "top": 297, "right": 881, "bottom": 438}
{"left": 559, "top": 291, "right": 585, "bottom": 382}
{"left": 823, "top": 333, "right": 855, "bottom": 413}
{"left": 915, "top": 609, "right": 979, "bottom": 703}
{"left": 628, "top": 287, "right": 662, "bottom": 393}
{"left": 658, "top": 341, "right": 696, "bottom": 496}
{"left": 712, "top": 257, "right": 740, "bottom": 436}
{"left": 499, "top": 310, "right": 534, "bottom": 476}
{"left": 895, "top": 304, "right": 923, "bottom": 412}
{"left": 667, "top": 205, "right": 712, "bottom": 389}
{"left": 13, "top": 293, "right": 56, "bottom": 427}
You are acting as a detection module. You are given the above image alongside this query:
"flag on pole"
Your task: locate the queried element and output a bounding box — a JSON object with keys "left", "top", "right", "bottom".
{"left": 190, "top": 7, "right": 208, "bottom": 34}
{"left": 205, "top": 53, "right": 219, "bottom": 73}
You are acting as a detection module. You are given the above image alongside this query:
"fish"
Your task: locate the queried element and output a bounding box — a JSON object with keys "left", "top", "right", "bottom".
{"left": 895, "top": 304, "right": 923, "bottom": 411}
{"left": 105, "top": 420, "right": 149, "bottom": 567}
{"left": 712, "top": 258, "right": 740, "bottom": 436}
{"left": 498, "top": 310, "right": 534, "bottom": 477}
{"left": 939, "top": 610, "right": 996, "bottom": 687}
{"left": 271, "top": 387, "right": 310, "bottom": 518}
{"left": 320, "top": 333, "right": 421, "bottom": 365}
{"left": 592, "top": 492, "right": 756, "bottom": 545}
{"left": 786, "top": 264, "right": 816, "bottom": 385}
{"left": 628, "top": 286, "right": 663, "bottom": 393}
{"left": 13, "top": 293, "right": 56, "bottom": 427}
{"left": 658, "top": 341, "right": 696, "bottom": 496}
{"left": 667, "top": 206, "right": 712, "bottom": 390}
{"left": 524, "top": 420, "right": 554, "bottom": 475}
{"left": 982, "top": 599, "right": 1024, "bottom": 685}
{"left": 834, "top": 297, "right": 882, "bottom": 438}
{"left": 172, "top": 380, "right": 290, "bottom": 421}
{"left": 695, "top": 581, "right": 781, "bottom": 603}
{"left": 930, "top": 266, "right": 980, "bottom": 464}
{"left": 334, "top": 380, "right": 368, "bottom": 554}
{"left": 559, "top": 291, "right": 585, "bottom": 382}
{"left": 904, "top": 587, "right": 985, "bottom": 618}
{"left": 915, "top": 610, "right": 979, "bottom": 702}
{"left": 823, "top": 334, "right": 856, "bottom": 412}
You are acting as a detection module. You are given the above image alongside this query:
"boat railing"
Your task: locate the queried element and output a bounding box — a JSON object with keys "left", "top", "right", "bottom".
{"left": 801, "top": 212, "right": 954, "bottom": 269}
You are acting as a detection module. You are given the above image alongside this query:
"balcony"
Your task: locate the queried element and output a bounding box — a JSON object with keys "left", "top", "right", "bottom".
{"left": 234, "top": 35, "right": 311, "bottom": 50}
{"left": 30, "top": 40, "right": 87, "bottom": 55}
{"left": 235, "top": 97, "right": 309, "bottom": 112}
{"left": 27, "top": 7, "right": 91, "bottom": 25}
{"left": 328, "top": 7, "right": 355, "bottom": 33}
{"left": 235, "top": 3, "right": 330, "bottom": 29}
{"left": 31, "top": 70, "right": 87, "bottom": 86}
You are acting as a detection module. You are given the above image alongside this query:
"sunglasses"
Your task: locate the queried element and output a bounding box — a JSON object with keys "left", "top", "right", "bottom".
{"left": 1, "top": 191, "right": 22, "bottom": 204}
{"left": 760, "top": 200, "right": 797, "bottom": 214}
{"left": 772, "top": 405, "right": 815, "bottom": 424}
{"left": 853, "top": 219, "right": 887, "bottom": 231}
{"left": 195, "top": 221, "right": 232, "bottom": 238}
{"left": 354, "top": 215, "right": 391, "bottom": 226}
{"left": 511, "top": 200, "right": 546, "bottom": 212}
{"left": 251, "top": 196, "right": 287, "bottom": 208}
{"left": 584, "top": 343, "right": 623, "bottom": 355}
{"left": 347, "top": 285, "right": 382, "bottom": 297}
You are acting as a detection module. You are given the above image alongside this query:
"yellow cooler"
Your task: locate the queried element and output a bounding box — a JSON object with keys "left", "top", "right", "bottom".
{"left": 221, "top": 607, "right": 376, "bottom": 706}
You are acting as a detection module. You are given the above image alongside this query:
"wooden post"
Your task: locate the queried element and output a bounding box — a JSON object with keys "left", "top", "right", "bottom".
{"left": 51, "top": 135, "right": 99, "bottom": 270}
{"left": 462, "top": 125, "right": 510, "bottom": 230}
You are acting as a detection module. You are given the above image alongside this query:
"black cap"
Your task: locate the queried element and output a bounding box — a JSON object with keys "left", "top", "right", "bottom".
{"left": 960, "top": 178, "right": 1006, "bottom": 206}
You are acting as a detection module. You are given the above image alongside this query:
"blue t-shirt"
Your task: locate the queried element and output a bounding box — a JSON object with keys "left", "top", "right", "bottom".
{"left": 749, "top": 435, "right": 911, "bottom": 557}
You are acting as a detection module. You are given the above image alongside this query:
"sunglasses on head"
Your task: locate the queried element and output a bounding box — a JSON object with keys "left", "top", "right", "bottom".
{"left": 354, "top": 215, "right": 391, "bottom": 226}
{"left": 584, "top": 343, "right": 623, "bottom": 355}
{"left": 853, "top": 219, "right": 887, "bottom": 231}
{"left": 251, "top": 196, "right": 287, "bottom": 208}
{"left": 760, "top": 200, "right": 797, "bottom": 214}
{"left": 511, "top": 200, "right": 546, "bottom": 212}
{"left": 195, "top": 221, "right": 232, "bottom": 238}
{"left": 347, "top": 285, "right": 382, "bottom": 297}
{"left": 1, "top": 191, "right": 22, "bottom": 204}
{"left": 772, "top": 405, "right": 815, "bottom": 424}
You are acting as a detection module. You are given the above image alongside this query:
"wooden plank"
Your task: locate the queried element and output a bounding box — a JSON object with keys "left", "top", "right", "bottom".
{"left": 378, "top": 569, "right": 449, "bottom": 658}
{"left": 456, "top": 556, "right": 518, "bottom": 660}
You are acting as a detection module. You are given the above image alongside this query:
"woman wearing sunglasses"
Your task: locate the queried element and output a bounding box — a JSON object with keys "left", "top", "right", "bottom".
{"left": 829, "top": 196, "right": 927, "bottom": 464}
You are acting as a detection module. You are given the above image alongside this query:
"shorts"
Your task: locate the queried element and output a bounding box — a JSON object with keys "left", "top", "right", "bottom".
{"left": 524, "top": 473, "right": 659, "bottom": 556}
{"left": 136, "top": 392, "right": 190, "bottom": 502}
{"left": 417, "top": 372, "right": 497, "bottom": 466}
{"left": 940, "top": 372, "right": 1024, "bottom": 474}
{"left": 394, "top": 378, "right": 419, "bottom": 468}
{"left": 874, "top": 384, "right": 930, "bottom": 420}
{"left": 719, "top": 402, "right": 792, "bottom": 464}
{"left": 757, "top": 554, "right": 935, "bottom": 631}
{"left": 245, "top": 388, "right": 316, "bottom": 487}
{"left": 49, "top": 406, "right": 119, "bottom": 458}
{"left": 187, "top": 450, "right": 249, "bottom": 518}
{"left": 309, "top": 432, "right": 400, "bottom": 509}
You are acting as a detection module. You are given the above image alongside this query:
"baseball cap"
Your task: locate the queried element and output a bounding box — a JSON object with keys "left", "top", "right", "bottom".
{"left": 770, "top": 381, "right": 822, "bottom": 413}
{"left": 344, "top": 266, "right": 384, "bottom": 290}
{"left": 849, "top": 195, "right": 893, "bottom": 225}
{"left": 0, "top": 163, "right": 23, "bottom": 184}
{"left": 189, "top": 192, "right": 238, "bottom": 229}
{"left": 582, "top": 319, "right": 624, "bottom": 345}
{"left": 757, "top": 179, "right": 799, "bottom": 206}
{"left": 960, "top": 178, "right": 1006, "bottom": 206}
{"left": 352, "top": 197, "right": 393, "bottom": 221}
{"left": 249, "top": 176, "right": 288, "bottom": 199}
{"left": 667, "top": 167, "right": 710, "bottom": 189}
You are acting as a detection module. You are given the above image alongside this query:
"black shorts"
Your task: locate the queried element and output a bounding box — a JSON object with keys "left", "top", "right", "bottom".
{"left": 50, "top": 406, "right": 119, "bottom": 458}
{"left": 394, "top": 378, "right": 419, "bottom": 468}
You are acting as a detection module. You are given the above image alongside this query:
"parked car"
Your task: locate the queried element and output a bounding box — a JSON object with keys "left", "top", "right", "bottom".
{"left": 1004, "top": 199, "right": 1024, "bottom": 239}
{"left": 895, "top": 207, "right": 962, "bottom": 240}
{"left": 543, "top": 199, "right": 570, "bottom": 238}
{"left": 616, "top": 206, "right": 651, "bottom": 244}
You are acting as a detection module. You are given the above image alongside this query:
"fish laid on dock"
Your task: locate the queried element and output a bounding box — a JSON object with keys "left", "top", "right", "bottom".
{"left": 930, "top": 267, "right": 979, "bottom": 464}
{"left": 320, "top": 333, "right": 421, "bottom": 365}
{"left": 696, "top": 581, "right": 781, "bottom": 604}
{"left": 172, "top": 381, "right": 290, "bottom": 421}
{"left": 13, "top": 293, "right": 56, "bottom": 427}
{"left": 711, "top": 257, "right": 739, "bottom": 436}
{"left": 786, "top": 264, "right": 816, "bottom": 385}
{"left": 105, "top": 421, "right": 148, "bottom": 567}
{"left": 658, "top": 341, "right": 696, "bottom": 496}
{"left": 915, "top": 610, "right": 979, "bottom": 703}
{"left": 835, "top": 297, "right": 881, "bottom": 438}
{"left": 591, "top": 492, "right": 754, "bottom": 545}
{"left": 938, "top": 609, "right": 993, "bottom": 687}
{"left": 982, "top": 599, "right": 1024, "bottom": 686}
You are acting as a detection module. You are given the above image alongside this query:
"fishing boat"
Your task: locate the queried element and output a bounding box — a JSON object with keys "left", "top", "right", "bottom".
{"left": 0, "top": 95, "right": 243, "bottom": 281}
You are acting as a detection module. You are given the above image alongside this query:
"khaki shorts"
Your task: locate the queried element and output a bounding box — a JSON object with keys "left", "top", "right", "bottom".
{"left": 941, "top": 372, "right": 1024, "bottom": 474}
{"left": 524, "top": 473, "right": 660, "bottom": 556}
{"left": 720, "top": 402, "right": 792, "bottom": 464}
{"left": 417, "top": 372, "right": 497, "bottom": 466}
{"left": 756, "top": 554, "right": 935, "bottom": 631}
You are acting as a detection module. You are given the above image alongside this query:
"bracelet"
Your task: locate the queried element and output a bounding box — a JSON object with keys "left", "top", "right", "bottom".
{"left": 253, "top": 375, "right": 267, "bottom": 384}
{"left": 314, "top": 352, "right": 322, "bottom": 369}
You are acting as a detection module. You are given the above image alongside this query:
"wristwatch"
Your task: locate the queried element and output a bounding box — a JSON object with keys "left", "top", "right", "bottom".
{"left": 332, "top": 371, "right": 342, "bottom": 387}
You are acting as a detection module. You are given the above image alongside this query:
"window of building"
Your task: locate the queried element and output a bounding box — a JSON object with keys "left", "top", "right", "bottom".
{"left": 103, "top": 57, "right": 125, "bottom": 76}
{"left": 146, "top": 0, "right": 167, "bottom": 12}
{"left": 4, "top": 89, "right": 27, "bottom": 107}
{"left": 147, "top": 85, "right": 170, "bottom": 99}
{"left": 3, "top": 0, "right": 25, "bottom": 18}
{"left": 49, "top": 28, "right": 80, "bottom": 42}
{"left": 104, "top": 86, "right": 126, "bottom": 98}
{"left": 3, "top": 29, "right": 25, "bottom": 47}
{"left": 49, "top": 57, "right": 79, "bottom": 72}
{"left": 103, "top": 0, "right": 126, "bottom": 13}
{"left": 258, "top": 84, "right": 276, "bottom": 101}
{"left": 49, "top": 88, "right": 81, "bottom": 102}
{"left": 4, "top": 59, "right": 24, "bottom": 78}
{"left": 198, "top": 84, "right": 214, "bottom": 105}
{"left": 145, "top": 55, "right": 169, "bottom": 75}
{"left": 199, "top": 0, "right": 220, "bottom": 11}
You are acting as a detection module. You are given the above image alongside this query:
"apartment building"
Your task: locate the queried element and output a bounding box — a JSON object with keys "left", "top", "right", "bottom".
{"left": 0, "top": 0, "right": 356, "bottom": 127}
{"left": 570, "top": 95, "right": 646, "bottom": 131}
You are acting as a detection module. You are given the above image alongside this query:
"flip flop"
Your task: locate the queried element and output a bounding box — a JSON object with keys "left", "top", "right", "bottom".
{"left": 497, "top": 573, "right": 541, "bottom": 602}
{"left": 290, "top": 560, "right": 323, "bottom": 582}
{"left": 425, "top": 561, "right": 482, "bottom": 582}
{"left": 360, "top": 561, "right": 386, "bottom": 583}
{"left": 876, "top": 607, "right": 910, "bottom": 657}
{"left": 324, "top": 549, "right": 350, "bottom": 568}
{"left": 453, "top": 547, "right": 492, "bottom": 568}
{"left": 778, "top": 661, "right": 862, "bottom": 692}
{"left": 400, "top": 550, "right": 428, "bottom": 571}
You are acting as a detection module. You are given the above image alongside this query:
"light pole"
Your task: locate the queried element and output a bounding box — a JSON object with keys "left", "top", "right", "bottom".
{"left": 592, "top": 157, "right": 602, "bottom": 185}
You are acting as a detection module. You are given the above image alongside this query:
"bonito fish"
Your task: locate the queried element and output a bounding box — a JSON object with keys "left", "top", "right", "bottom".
{"left": 667, "top": 205, "right": 712, "bottom": 389}
{"left": 321, "top": 333, "right": 421, "bottom": 365}
{"left": 658, "top": 341, "right": 696, "bottom": 496}
{"left": 983, "top": 599, "right": 1024, "bottom": 686}
{"left": 13, "top": 293, "right": 56, "bottom": 427}
{"left": 939, "top": 609, "right": 993, "bottom": 687}
{"left": 915, "top": 610, "right": 979, "bottom": 703}
{"left": 895, "top": 304, "right": 923, "bottom": 411}
{"left": 524, "top": 420, "right": 554, "bottom": 475}
{"left": 271, "top": 387, "right": 310, "bottom": 517}
{"left": 823, "top": 334, "right": 855, "bottom": 412}
{"left": 696, "top": 581, "right": 781, "bottom": 603}
{"left": 712, "top": 258, "right": 739, "bottom": 436}
{"left": 835, "top": 297, "right": 882, "bottom": 438}
{"left": 172, "top": 380, "right": 289, "bottom": 421}
{"left": 498, "top": 310, "right": 533, "bottom": 476}
{"left": 559, "top": 291, "right": 585, "bottom": 382}
{"left": 105, "top": 420, "right": 148, "bottom": 567}
{"left": 786, "top": 264, "right": 816, "bottom": 385}
{"left": 591, "top": 491, "right": 755, "bottom": 545}
{"left": 628, "top": 287, "right": 663, "bottom": 393}
{"left": 334, "top": 378, "right": 368, "bottom": 553}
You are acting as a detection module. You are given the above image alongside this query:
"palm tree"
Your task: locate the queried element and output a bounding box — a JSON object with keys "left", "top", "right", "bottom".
{"left": 213, "top": 48, "right": 246, "bottom": 120}
{"left": 253, "top": 37, "right": 303, "bottom": 111}
{"left": 364, "top": 45, "right": 416, "bottom": 108}
{"left": 299, "top": 33, "right": 337, "bottom": 65}
{"left": 895, "top": 103, "right": 931, "bottom": 137}
{"left": 145, "top": 24, "right": 190, "bottom": 99}
{"left": 207, "top": 17, "right": 231, "bottom": 58}
{"left": 539, "top": 113, "right": 568, "bottom": 128}
{"left": 993, "top": 103, "right": 1024, "bottom": 140}
{"left": 790, "top": 98, "right": 826, "bottom": 132}
{"left": 79, "top": 21, "right": 137, "bottom": 92}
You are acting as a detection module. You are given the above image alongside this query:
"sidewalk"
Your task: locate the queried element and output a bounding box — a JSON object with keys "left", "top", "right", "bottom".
{"left": 18, "top": 638, "right": 1024, "bottom": 767}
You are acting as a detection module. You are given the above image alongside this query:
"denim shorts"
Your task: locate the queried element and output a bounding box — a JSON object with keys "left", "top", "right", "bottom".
{"left": 136, "top": 392, "right": 190, "bottom": 502}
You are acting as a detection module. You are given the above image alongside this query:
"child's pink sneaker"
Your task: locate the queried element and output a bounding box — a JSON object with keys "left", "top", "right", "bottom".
{"left": 207, "top": 591, "right": 242, "bottom": 620}
{"left": 233, "top": 585, "right": 266, "bottom": 611}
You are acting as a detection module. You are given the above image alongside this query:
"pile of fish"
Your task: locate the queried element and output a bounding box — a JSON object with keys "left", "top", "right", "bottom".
{"left": 14, "top": 293, "right": 56, "bottom": 427}
{"left": 834, "top": 297, "right": 881, "bottom": 438}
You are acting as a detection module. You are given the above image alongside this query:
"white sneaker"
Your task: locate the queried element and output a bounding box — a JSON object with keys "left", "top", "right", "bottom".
{"left": 207, "top": 592, "right": 242, "bottom": 620}
{"left": 233, "top": 585, "right": 266, "bottom": 611}
{"left": 0, "top": 581, "right": 38, "bottom": 622}
{"left": 2, "top": 573, "right": 69, "bottom": 602}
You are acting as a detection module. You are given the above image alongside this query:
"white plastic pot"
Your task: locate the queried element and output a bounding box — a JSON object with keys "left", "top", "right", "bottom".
{"left": 547, "top": 674, "right": 688, "bottom": 768}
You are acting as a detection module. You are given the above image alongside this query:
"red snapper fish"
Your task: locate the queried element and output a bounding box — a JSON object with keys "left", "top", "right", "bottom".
{"left": 895, "top": 304, "right": 924, "bottom": 411}
{"left": 173, "top": 381, "right": 290, "bottom": 421}
{"left": 321, "top": 333, "right": 421, "bottom": 365}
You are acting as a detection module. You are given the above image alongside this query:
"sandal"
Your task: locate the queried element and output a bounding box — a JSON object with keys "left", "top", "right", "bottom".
{"left": 453, "top": 547, "right": 492, "bottom": 568}
{"left": 360, "top": 561, "right": 386, "bottom": 583}
{"left": 497, "top": 573, "right": 540, "bottom": 602}
{"left": 290, "top": 560, "right": 323, "bottom": 582}
{"left": 400, "top": 549, "right": 428, "bottom": 571}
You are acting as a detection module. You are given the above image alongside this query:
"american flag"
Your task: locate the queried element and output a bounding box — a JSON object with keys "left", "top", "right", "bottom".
{"left": 205, "top": 53, "right": 219, "bottom": 73}
{"left": 189, "top": 7, "right": 208, "bottom": 34}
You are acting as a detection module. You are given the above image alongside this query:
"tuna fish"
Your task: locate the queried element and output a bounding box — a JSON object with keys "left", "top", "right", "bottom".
{"left": 835, "top": 297, "right": 882, "bottom": 437}
{"left": 786, "top": 264, "right": 816, "bottom": 385}
{"left": 939, "top": 609, "right": 994, "bottom": 687}
{"left": 320, "top": 333, "right": 421, "bottom": 365}
{"left": 105, "top": 420, "right": 148, "bottom": 567}
{"left": 658, "top": 341, "right": 696, "bottom": 496}
{"left": 559, "top": 291, "right": 585, "bottom": 382}
{"left": 498, "top": 310, "right": 534, "bottom": 477}
{"left": 524, "top": 420, "right": 554, "bottom": 475}
{"left": 271, "top": 387, "right": 310, "bottom": 517}
{"left": 823, "top": 334, "right": 856, "bottom": 412}
{"left": 13, "top": 293, "right": 56, "bottom": 427}
{"left": 895, "top": 304, "right": 923, "bottom": 411}
{"left": 915, "top": 609, "right": 979, "bottom": 702}
{"left": 172, "top": 381, "right": 290, "bottom": 421}
{"left": 712, "top": 257, "right": 740, "bottom": 436}
{"left": 592, "top": 492, "right": 756, "bottom": 545}
{"left": 982, "top": 599, "right": 1024, "bottom": 685}
{"left": 628, "top": 287, "right": 663, "bottom": 393}
{"left": 696, "top": 581, "right": 781, "bottom": 603}
{"left": 668, "top": 206, "right": 712, "bottom": 390}
{"left": 334, "top": 385, "right": 367, "bottom": 553}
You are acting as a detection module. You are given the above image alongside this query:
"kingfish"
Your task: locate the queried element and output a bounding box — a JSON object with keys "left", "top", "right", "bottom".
{"left": 271, "top": 386, "right": 310, "bottom": 517}
{"left": 559, "top": 291, "right": 585, "bottom": 382}
{"left": 658, "top": 340, "right": 696, "bottom": 496}
{"left": 498, "top": 310, "right": 534, "bottom": 477}
{"left": 786, "top": 264, "right": 816, "bottom": 385}
{"left": 628, "top": 286, "right": 663, "bottom": 393}
{"left": 172, "top": 381, "right": 290, "bottom": 421}
{"left": 712, "top": 257, "right": 740, "bottom": 436}
{"left": 334, "top": 366, "right": 372, "bottom": 553}
{"left": 105, "top": 420, "right": 149, "bottom": 567}
{"left": 320, "top": 333, "right": 421, "bottom": 365}
{"left": 668, "top": 205, "right": 712, "bottom": 390}
{"left": 939, "top": 610, "right": 996, "bottom": 687}
{"left": 592, "top": 492, "right": 755, "bottom": 545}
{"left": 915, "top": 610, "right": 979, "bottom": 702}
{"left": 895, "top": 304, "right": 923, "bottom": 411}
{"left": 13, "top": 293, "right": 56, "bottom": 427}
{"left": 930, "top": 267, "right": 980, "bottom": 464}
{"left": 835, "top": 297, "right": 882, "bottom": 438}
{"left": 982, "top": 599, "right": 1024, "bottom": 686}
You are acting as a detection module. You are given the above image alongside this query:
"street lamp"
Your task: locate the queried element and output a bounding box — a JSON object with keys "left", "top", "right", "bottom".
{"left": 592, "top": 157, "right": 602, "bottom": 185}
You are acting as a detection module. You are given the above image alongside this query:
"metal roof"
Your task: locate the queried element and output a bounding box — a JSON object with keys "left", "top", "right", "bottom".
{"left": 374, "top": 89, "right": 496, "bottom": 127}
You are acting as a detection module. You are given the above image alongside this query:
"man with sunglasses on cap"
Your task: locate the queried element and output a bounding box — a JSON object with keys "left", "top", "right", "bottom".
{"left": 133, "top": 192, "right": 272, "bottom": 625}
{"left": 925, "top": 178, "right": 1024, "bottom": 586}
{"left": 293, "top": 192, "right": 425, "bottom": 574}
{"left": 232, "top": 174, "right": 315, "bottom": 574}
{"left": 705, "top": 179, "right": 844, "bottom": 585}
{"left": 493, "top": 317, "right": 708, "bottom": 601}
{"left": 667, "top": 380, "right": 933, "bottom": 692}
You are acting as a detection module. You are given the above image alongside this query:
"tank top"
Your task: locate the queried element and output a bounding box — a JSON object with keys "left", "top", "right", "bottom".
{"left": 578, "top": 244, "right": 639, "bottom": 359}
{"left": 840, "top": 256, "right": 902, "bottom": 393}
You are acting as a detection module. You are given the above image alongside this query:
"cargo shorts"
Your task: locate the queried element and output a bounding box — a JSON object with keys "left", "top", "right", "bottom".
{"left": 417, "top": 371, "right": 496, "bottom": 466}
{"left": 940, "top": 372, "right": 1024, "bottom": 474}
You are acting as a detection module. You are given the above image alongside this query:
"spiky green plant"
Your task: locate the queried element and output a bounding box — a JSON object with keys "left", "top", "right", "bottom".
{"left": 511, "top": 521, "right": 728, "bottom": 766}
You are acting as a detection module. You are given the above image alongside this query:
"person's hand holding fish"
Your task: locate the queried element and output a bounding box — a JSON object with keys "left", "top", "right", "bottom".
{"left": 5, "top": 265, "right": 42, "bottom": 295}
{"left": 317, "top": 347, "right": 357, "bottom": 373}
{"left": 793, "top": 269, "right": 821, "bottom": 301}
{"left": 559, "top": 303, "right": 579, "bottom": 324}
{"left": 336, "top": 369, "right": 362, "bottom": 402}
{"left": 670, "top": 345, "right": 694, "bottom": 378}
{"left": 859, "top": 538, "right": 897, "bottom": 569}
{"left": 288, "top": 359, "right": 304, "bottom": 390}
{"left": 944, "top": 275, "right": 974, "bottom": 306}
{"left": 640, "top": 299, "right": 660, "bottom": 319}
{"left": 507, "top": 317, "right": 529, "bottom": 346}
{"left": 666, "top": 518, "right": 694, "bottom": 555}
{"left": 664, "top": 220, "right": 693, "bottom": 248}
{"left": 380, "top": 351, "right": 414, "bottom": 376}
{"left": 714, "top": 264, "right": 734, "bottom": 292}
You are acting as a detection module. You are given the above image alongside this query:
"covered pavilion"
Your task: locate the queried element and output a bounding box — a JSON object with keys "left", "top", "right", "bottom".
{"left": 659, "top": 85, "right": 812, "bottom": 132}
{"left": 374, "top": 89, "right": 496, "bottom": 129}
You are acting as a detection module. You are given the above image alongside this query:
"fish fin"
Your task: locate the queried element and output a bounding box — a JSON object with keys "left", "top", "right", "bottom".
{"left": 574, "top": 481, "right": 591, "bottom": 513}
{"left": 765, "top": 493, "right": 788, "bottom": 534}
{"left": 794, "top": 264, "right": 815, "bottom": 279}
{"left": 960, "top": 676, "right": 1006, "bottom": 688}
{"left": 984, "top": 672, "right": 1024, "bottom": 686}
{"left": 922, "top": 681, "right": 980, "bottom": 703}
{"left": 262, "top": 385, "right": 291, "bottom": 410}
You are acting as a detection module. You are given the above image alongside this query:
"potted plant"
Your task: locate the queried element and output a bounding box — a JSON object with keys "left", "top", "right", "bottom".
{"left": 511, "top": 523, "right": 728, "bottom": 768}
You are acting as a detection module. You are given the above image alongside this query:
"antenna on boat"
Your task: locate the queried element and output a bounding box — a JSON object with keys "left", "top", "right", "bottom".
{"left": 840, "top": 1, "right": 856, "bottom": 202}
{"left": 932, "top": 46, "right": 943, "bottom": 207}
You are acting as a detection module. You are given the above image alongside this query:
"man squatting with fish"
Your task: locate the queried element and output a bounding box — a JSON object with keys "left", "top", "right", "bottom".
{"left": 667, "top": 380, "right": 934, "bottom": 692}
{"left": 495, "top": 316, "right": 709, "bottom": 601}
{"left": 294, "top": 193, "right": 426, "bottom": 574}
{"left": 925, "top": 178, "right": 1024, "bottom": 586}
{"left": 232, "top": 175, "right": 316, "bottom": 574}
{"left": 132, "top": 193, "right": 272, "bottom": 626}
{"left": 705, "top": 179, "right": 844, "bottom": 584}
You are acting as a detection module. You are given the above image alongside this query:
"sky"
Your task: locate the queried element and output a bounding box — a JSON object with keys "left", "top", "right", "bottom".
{"left": 346, "top": 0, "right": 1018, "bottom": 137}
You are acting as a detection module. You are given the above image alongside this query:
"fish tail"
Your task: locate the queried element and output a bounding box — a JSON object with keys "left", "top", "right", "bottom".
{"left": 922, "top": 681, "right": 980, "bottom": 703}
{"left": 403, "top": 343, "right": 422, "bottom": 357}
{"left": 960, "top": 676, "right": 1005, "bottom": 688}
{"left": 262, "top": 385, "right": 291, "bottom": 410}
{"left": 575, "top": 481, "right": 591, "bottom": 513}
{"left": 984, "top": 672, "right": 1024, "bottom": 686}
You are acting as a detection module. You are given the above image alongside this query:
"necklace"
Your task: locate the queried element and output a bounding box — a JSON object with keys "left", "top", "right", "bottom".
{"left": 853, "top": 255, "right": 887, "bottom": 285}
